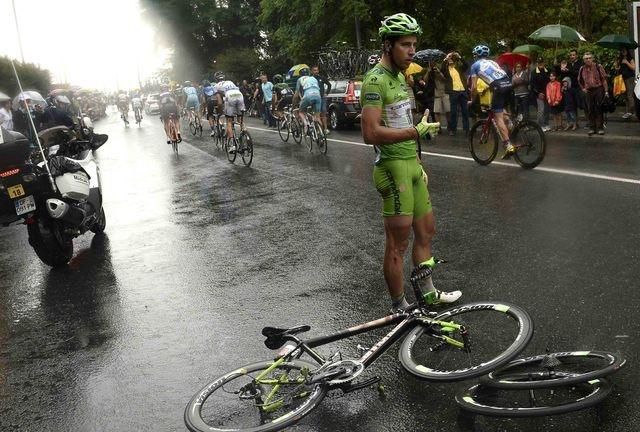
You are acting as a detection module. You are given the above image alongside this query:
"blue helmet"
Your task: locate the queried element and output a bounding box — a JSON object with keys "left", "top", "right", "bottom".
{"left": 472, "top": 45, "right": 490, "bottom": 58}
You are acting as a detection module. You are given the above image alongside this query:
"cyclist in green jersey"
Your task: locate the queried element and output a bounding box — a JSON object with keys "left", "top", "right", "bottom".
{"left": 361, "top": 13, "right": 462, "bottom": 311}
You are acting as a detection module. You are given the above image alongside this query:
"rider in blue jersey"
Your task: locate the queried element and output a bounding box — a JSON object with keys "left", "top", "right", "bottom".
{"left": 293, "top": 68, "right": 321, "bottom": 133}
{"left": 183, "top": 81, "right": 200, "bottom": 111}
{"left": 468, "top": 45, "right": 515, "bottom": 157}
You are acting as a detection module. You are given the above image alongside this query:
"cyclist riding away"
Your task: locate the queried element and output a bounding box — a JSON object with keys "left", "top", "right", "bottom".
{"left": 131, "top": 94, "right": 143, "bottom": 120}
{"left": 201, "top": 80, "right": 218, "bottom": 137}
{"left": 272, "top": 74, "right": 293, "bottom": 119}
{"left": 183, "top": 81, "right": 200, "bottom": 116}
{"left": 117, "top": 93, "right": 130, "bottom": 125}
{"left": 159, "top": 85, "right": 181, "bottom": 144}
{"left": 468, "top": 45, "right": 515, "bottom": 157}
{"left": 214, "top": 71, "right": 246, "bottom": 153}
{"left": 293, "top": 68, "right": 321, "bottom": 135}
{"left": 360, "top": 12, "right": 462, "bottom": 312}
{"left": 311, "top": 65, "right": 332, "bottom": 135}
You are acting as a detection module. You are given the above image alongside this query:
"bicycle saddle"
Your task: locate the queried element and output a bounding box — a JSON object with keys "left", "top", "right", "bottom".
{"left": 262, "top": 325, "right": 310, "bottom": 350}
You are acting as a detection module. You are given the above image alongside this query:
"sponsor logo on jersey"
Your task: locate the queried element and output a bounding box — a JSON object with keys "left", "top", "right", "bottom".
{"left": 365, "top": 93, "right": 381, "bottom": 101}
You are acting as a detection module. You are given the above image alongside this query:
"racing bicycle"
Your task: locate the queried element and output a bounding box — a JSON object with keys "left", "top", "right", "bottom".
{"left": 301, "top": 109, "right": 327, "bottom": 154}
{"left": 469, "top": 110, "right": 546, "bottom": 169}
{"left": 225, "top": 114, "right": 254, "bottom": 167}
{"left": 166, "top": 114, "right": 180, "bottom": 154}
{"left": 184, "top": 263, "right": 534, "bottom": 432}
{"left": 187, "top": 107, "right": 203, "bottom": 137}
{"left": 134, "top": 106, "right": 143, "bottom": 126}
{"left": 276, "top": 106, "right": 301, "bottom": 143}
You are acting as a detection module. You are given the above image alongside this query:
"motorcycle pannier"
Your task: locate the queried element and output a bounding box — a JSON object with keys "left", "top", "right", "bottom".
{"left": 0, "top": 129, "right": 31, "bottom": 170}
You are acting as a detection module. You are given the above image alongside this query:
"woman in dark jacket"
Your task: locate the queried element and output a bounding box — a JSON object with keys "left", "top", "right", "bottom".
{"left": 616, "top": 48, "right": 636, "bottom": 119}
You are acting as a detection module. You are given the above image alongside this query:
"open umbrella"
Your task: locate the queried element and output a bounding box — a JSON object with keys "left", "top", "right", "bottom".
{"left": 596, "top": 34, "right": 638, "bottom": 50}
{"left": 529, "top": 24, "right": 586, "bottom": 42}
{"left": 0, "top": 91, "right": 10, "bottom": 102}
{"left": 414, "top": 49, "right": 445, "bottom": 65}
{"left": 404, "top": 62, "right": 423, "bottom": 77}
{"left": 12, "top": 90, "right": 47, "bottom": 110}
{"left": 496, "top": 52, "right": 530, "bottom": 71}
{"left": 286, "top": 64, "right": 310, "bottom": 79}
{"left": 513, "top": 44, "right": 543, "bottom": 54}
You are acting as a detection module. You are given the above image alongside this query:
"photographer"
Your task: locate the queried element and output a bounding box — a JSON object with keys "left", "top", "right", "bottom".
{"left": 441, "top": 50, "right": 469, "bottom": 136}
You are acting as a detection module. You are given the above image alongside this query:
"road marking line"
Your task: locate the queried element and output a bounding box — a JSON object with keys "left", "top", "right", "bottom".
{"left": 247, "top": 126, "right": 640, "bottom": 185}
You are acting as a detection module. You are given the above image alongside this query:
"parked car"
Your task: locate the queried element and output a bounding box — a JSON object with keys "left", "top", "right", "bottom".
{"left": 145, "top": 94, "right": 160, "bottom": 115}
{"left": 326, "top": 79, "right": 361, "bottom": 130}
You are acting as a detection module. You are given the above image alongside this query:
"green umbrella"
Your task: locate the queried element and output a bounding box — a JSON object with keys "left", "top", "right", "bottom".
{"left": 596, "top": 34, "right": 638, "bottom": 50}
{"left": 513, "top": 44, "right": 544, "bottom": 54}
{"left": 529, "top": 24, "right": 587, "bottom": 42}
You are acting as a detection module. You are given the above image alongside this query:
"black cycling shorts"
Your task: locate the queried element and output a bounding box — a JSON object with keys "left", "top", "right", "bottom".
{"left": 276, "top": 95, "right": 293, "bottom": 111}
{"left": 206, "top": 100, "right": 217, "bottom": 119}
{"left": 160, "top": 103, "right": 178, "bottom": 122}
{"left": 490, "top": 78, "right": 513, "bottom": 113}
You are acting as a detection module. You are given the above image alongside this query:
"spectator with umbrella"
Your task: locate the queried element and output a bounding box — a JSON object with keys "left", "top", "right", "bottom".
{"left": 559, "top": 49, "right": 584, "bottom": 127}
{"left": 441, "top": 50, "right": 470, "bottom": 136}
{"left": 611, "top": 45, "right": 637, "bottom": 119}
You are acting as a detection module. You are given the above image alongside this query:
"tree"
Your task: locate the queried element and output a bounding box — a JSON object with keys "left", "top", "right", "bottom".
{"left": 0, "top": 57, "right": 51, "bottom": 96}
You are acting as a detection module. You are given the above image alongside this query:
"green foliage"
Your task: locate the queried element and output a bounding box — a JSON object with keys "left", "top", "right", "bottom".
{"left": 214, "top": 48, "right": 261, "bottom": 82}
{"left": 0, "top": 56, "right": 51, "bottom": 96}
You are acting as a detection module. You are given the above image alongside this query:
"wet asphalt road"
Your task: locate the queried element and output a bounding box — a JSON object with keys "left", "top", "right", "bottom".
{"left": 1, "top": 109, "right": 639, "bottom": 432}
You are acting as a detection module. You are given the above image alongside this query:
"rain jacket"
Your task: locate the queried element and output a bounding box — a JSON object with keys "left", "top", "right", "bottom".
{"left": 546, "top": 81, "right": 562, "bottom": 107}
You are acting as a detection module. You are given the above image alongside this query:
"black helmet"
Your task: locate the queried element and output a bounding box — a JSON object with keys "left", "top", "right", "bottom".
{"left": 273, "top": 74, "right": 283, "bottom": 83}
{"left": 214, "top": 71, "right": 225, "bottom": 82}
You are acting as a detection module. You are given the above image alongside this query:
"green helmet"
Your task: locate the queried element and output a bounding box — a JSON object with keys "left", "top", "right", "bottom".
{"left": 379, "top": 13, "right": 422, "bottom": 39}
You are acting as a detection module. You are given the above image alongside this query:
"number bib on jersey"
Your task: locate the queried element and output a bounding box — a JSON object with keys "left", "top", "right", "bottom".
{"left": 383, "top": 99, "right": 412, "bottom": 129}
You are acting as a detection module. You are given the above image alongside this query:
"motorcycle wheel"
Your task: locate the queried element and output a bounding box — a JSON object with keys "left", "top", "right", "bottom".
{"left": 27, "top": 219, "right": 73, "bottom": 267}
{"left": 90, "top": 207, "right": 107, "bottom": 234}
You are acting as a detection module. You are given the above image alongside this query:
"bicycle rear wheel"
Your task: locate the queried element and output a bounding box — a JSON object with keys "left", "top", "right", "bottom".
{"left": 399, "top": 301, "right": 533, "bottom": 382}
{"left": 190, "top": 120, "right": 198, "bottom": 136}
{"left": 315, "top": 122, "right": 327, "bottom": 155}
{"left": 304, "top": 123, "right": 313, "bottom": 152}
{"left": 227, "top": 137, "right": 237, "bottom": 163}
{"left": 184, "top": 359, "right": 327, "bottom": 432}
{"left": 292, "top": 120, "right": 302, "bottom": 144}
{"left": 512, "top": 120, "right": 545, "bottom": 169}
{"left": 241, "top": 131, "right": 254, "bottom": 167}
{"left": 469, "top": 120, "right": 498, "bottom": 165}
{"left": 277, "top": 118, "right": 289, "bottom": 142}
{"left": 479, "top": 351, "right": 626, "bottom": 389}
{"left": 455, "top": 378, "right": 612, "bottom": 417}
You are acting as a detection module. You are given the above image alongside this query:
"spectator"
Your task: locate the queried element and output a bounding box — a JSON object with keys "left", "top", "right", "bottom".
{"left": 441, "top": 50, "right": 469, "bottom": 136}
{"left": 414, "top": 66, "right": 435, "bottom": 122}
{"left": 562, "top": 77, "right": 577, "bottom": 130}
{"left": 559, "top": 49, "right": 584, "bottom": 126}
{"left": 512, "top": 62, "right": 530, "bottom": 120}
{"left": 257, "top": 74, "right": 276, "bottom": 128}
{"left": 432, "top": 63, "right": 449, "bottom": 129}
{"left": 239, "top": 79, "right": 251, "bottom": 108}
{"left": 546, "top": 72, "right": 564, "bottom": 130}
{"left": 578, "top": 51, "right": 608, "bottom": 136}
{"left": 0, "top": 99, "right": 13, "bottom": 131}
{"left": 530, "top": 58, "right": 551, "bottom": 131}
{"left": 615, "top": 47, "right": 636, "bottom": 119}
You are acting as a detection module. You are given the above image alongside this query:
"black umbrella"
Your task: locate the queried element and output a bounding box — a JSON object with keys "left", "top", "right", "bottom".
{"left": 414, "top": 49, "right": 445, "bottom": 65}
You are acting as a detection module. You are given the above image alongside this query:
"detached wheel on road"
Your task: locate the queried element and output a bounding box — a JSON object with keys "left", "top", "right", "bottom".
{"left": 469, "top": 120, "right": 498, "bottom": 165}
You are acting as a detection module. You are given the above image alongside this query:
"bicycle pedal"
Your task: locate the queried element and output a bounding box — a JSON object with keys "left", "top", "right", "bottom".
{"left": 340, "top": 376, "right": 381, "bottom": 394}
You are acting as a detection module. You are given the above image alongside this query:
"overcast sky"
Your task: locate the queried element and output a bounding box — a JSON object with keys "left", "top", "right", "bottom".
{"left": 1, "top": 0, "right": 167, "bottom": 91}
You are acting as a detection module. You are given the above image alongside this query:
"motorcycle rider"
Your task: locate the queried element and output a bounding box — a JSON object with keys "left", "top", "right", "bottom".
{"left": 43, "top": 95, "right": 75, "bottom": 129}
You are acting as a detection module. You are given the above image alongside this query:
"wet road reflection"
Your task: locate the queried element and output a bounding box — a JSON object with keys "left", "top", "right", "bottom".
{"left": 0, "top": 111, "right": 638, "bottom": 431}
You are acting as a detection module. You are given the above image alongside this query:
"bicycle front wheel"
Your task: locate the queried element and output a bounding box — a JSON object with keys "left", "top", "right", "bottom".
{"left": 512, "top": 120, "right": 546, "bottom": 169}
{"left": 469, "top": 120, "right": 498, "bottom": 165}
{"left": 184, "top": 359, "right": 327, "bottom": 432}
{"left": 241, "top": 131, "right": 254, "bottom": 167}
{"left": 190, "top": 121, "right": 198, "bottom": 136}
{"left": 399, "top": 301, "right": 533, "bottom": 382}
{"left": 277, "top": 119, "right": 289, "bottom": 142}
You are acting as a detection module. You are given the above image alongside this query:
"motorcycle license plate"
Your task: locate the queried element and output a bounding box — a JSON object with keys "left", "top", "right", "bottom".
{"left": 7, "top": 184, "right": 25, "bottom": 199}
{"left": 14, "top": 195, "right": 36, "bottom": 215}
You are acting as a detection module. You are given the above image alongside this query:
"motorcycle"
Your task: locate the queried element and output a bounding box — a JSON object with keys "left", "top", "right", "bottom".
{"left": 0, "top": 126, "right": 107, "bottom": 267}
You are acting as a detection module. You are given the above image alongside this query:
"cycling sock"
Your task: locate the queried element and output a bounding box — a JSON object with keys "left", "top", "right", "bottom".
{"left": 391, "top": 293, "right": 410, "bottom": 310}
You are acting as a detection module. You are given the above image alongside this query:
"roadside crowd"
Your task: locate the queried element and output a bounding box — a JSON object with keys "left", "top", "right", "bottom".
{"left": 409, "top": 47, "right": 638, "bottom": 136}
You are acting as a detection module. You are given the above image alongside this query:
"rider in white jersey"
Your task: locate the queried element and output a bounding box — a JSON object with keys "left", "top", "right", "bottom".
{"left": 214, "top": 72, "right": 245, "bottom": 153}
{"left": 468, "top": 45, "right": 515, "bottom": 157}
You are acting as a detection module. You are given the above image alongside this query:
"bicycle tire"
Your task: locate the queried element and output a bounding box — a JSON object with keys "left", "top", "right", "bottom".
{"left": 190, "top": 121, "right": 197, "bottom": 136}
{"left": 227, "top": 137, "right": 237, "bottom": 163}
{"left": 512, "top": 120, "right": 546, "bottom": 169}
{"left": 241, "top": 131, "right": 254, "bottom": 167}
{"left": 469, "top": 120, "right": 498, "bottom": 165}
{"left": 304, "top": 123, "right": 313, "bottom": 153}
{"left": 185, "top": 359, "right": 327, "bottom": 432}
{"left": 277, "top": 119, "right": 289, "bottom": 142}
{"left": 315, "top": 122, "right": 327, "bottom": 155}
{"left": 455, "top": 378, "right": 612, "bottom": 417}
{"left": 399, "top": 301, "right": 533, "bottom": 382}
{"left": 479, "top": 351, "right": 626, "bottom": 389}
{"left": 292, "top": 120, "right": 302, "bottom": 145}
